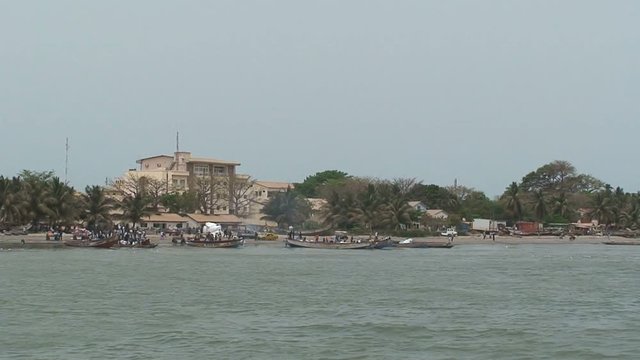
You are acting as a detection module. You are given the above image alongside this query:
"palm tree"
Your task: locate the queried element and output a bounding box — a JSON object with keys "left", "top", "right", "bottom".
{"left": 261, "top": 188, "right": 311, "bottom": 228}
{"left": 0, "top": 176, "right": 26, "bottom": 227}
{"left": 48, "top": 177, "right": 78, "bottom": 226}
{"left": 589, "top": 192, "right": 614, "bottom": 227}
{"left": 533, "top": 190, "right": 546, "bottom": 222}
{"left": 354, "top": 184, "right": 382, "bottom": 232}
{"left": 322, "top": 190, "right": 359, "bottom": 230}
{"left": 551, "top": 192, "right": 572, "bottom": 221}
{"left": 82, "top": 185, "right": 115, "bottom": 231}
{"left": 502, "top": 182, "right": 523, "bottom": 220}
{"left": 621, "top": 199, "right": 640, "bottom": 230}
{"left": 120, "top": 194, "right": 152, "bottom": 229}
{"left": 21, "top": 172, "right": 54, "bottom": 228}
{"left": 381, "top": 197, "right": 412, "bottom": 230}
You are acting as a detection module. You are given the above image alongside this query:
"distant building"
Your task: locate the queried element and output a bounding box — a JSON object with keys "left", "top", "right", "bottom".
{"left": 116, "top": 151, "right": 242, "bottom": 214}
{"left": 138, "top": 213, "right": 243, "bottom": 231}
{"left": 244, "top": 181, "right": 293, "bottom": 226}
{"left": 307, "top": 197, "right": 328, "bottom": 225}
{"left": 408, "top": 201, "right": 428, "bottom": 212}
{"left": 425, "top": 209, "right": 449, "bottom": 220}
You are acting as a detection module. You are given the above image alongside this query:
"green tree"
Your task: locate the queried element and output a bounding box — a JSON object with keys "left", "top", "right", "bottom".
{"left": 160, "top": 191, "right": 198, "bottom": 214}
{"left": 621, "top": 195, "right": 640, "bottom": 229}
{"left": 261, "top": 188, "right": 311, "bottom": 228}
{"left": 82, "top": 185, "right": 115, "bottom": 231}
{"left": 119, "top": 194, "right": 152, "bottom": 229}
{"left": 20, "top": 170, "right": 55, "bottom": 227}
{"left": 502, "top": 182, "right": 523, "bottom": 220}
{"left": 416, "top": 184, "right": 459, "bottom": 212}
{"left": 294, "top": 170, "right": 349, "bottom": 198}
{"left": 589, "top": 192, "right": 614, "bottom": 227}
{"left": 551, "top": 192, "right": 573, "bottom": 222}
{"left": 48, "top": 177, "right": 78, "bottom": 226}
{"left": 533, "top": 190, "right": 547, "bottom": 222}
{"left": 0, "top": 176, "right": 26, "bottom": 227}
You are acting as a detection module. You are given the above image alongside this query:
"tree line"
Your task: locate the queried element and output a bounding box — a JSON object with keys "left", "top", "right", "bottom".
{"left": 0, "top": 170, "right": 257, "bottom": 231}
{"left": 2, "top": 161, "right": 639, "bottom": 234}
{"left": 260, "top": 161, "right": 640, "bottom": 233}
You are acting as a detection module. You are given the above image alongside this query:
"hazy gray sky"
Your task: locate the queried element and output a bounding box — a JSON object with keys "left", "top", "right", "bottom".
{"left": 1, "top": 1, "right": 638, "bottom": 197}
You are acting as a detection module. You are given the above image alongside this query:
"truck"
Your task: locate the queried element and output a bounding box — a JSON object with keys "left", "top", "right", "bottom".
{"left": 472, "top": 219, "right": 505, "bottom": 233}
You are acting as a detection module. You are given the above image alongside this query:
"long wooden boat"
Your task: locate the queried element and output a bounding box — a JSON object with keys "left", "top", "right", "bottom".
{"left": 285, "top": 238, "right": 373, "bottom": 249}
{"left": 64, "top": 236, "right": 119, "bottom": 249}
{"left": 115, "top": 242, "right": 158, "bottom": 249}
{"left": 396, "top": 241, "right": 454, "bottom": 249}
{"left": 603, "top": 240, "right": 640, "bottom": 246}
{"left": 370, "top": 238, "right": 396, "bottom": 249}
{"left": 186, "top": 238, "right": 243, "bottom": 248}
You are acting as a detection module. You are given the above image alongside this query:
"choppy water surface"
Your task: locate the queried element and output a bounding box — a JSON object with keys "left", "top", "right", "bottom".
{"left": 1, "top": 244, "right": 639, "bottom": 360}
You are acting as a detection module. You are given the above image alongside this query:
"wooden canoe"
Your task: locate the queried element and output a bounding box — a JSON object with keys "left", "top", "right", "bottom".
{"left": 115, "top": 242, "right": 158, "bottom": 249}
{"left": 64, "top": 236, "right": 119, "bottom": 248}
{"left": 396, "top": 241, "right": 454, "bottom": 249}
{"left": 285, "top": 238, "right": 372, "bottom": 249}
{"left": 185, "top": 239, "right": 243, "bottom": 248}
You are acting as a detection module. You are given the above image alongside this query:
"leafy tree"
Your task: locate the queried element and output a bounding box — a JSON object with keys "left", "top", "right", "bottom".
{"left": 416, "top": 184, "right": 459, "bottom": 212}
{"left": 459, "top": 191, "right": 495, "bottom": 220}
{"left": 295, "top": 170, "right": 349, "bottom": 198}
{"left": 261, "top": 188, "right": 311, "bottom": 228}
{"left": 161, "top": 191, "right": 197, "bottom": 214}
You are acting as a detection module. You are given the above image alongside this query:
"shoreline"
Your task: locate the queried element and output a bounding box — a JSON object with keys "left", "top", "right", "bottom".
{"left": 1, "top": 233, "right": 638, "bottom": 249}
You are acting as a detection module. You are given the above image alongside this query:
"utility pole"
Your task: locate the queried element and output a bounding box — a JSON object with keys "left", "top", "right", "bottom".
{"left": 65, "top": 137, "right": 69, "bottom": 184}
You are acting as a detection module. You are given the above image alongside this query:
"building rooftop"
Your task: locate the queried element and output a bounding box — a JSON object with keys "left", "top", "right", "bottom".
{"left": 255, "top": 181, "right": 293, "bottom": 189}
{"left": 187, "top": 213, "right": 242, "bottom": 224}
{"left": 187, "top": 157, "right": 240, "bottom": 166}
{"left": 136, "top": 155, "right": 173, "bottom": 164}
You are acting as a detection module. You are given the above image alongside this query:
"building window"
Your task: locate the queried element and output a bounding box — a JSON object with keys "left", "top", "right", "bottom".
{"left": 194, "top": 164, "right": 210, "bottom": 177}
{"left": 214, "top": 166, "right": 226, "bottom": 176}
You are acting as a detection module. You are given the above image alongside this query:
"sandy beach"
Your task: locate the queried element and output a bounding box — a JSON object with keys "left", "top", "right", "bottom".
{"left": 2, "top": 232, "right": 638, "bottom": 249}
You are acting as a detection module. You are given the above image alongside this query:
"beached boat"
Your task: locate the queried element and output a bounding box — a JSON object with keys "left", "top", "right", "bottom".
{"left": 185, "top": 238, "right": 244, "bottom": 248}
{"left": 285, "top": 238, "right": 373, "bottom": 249}
{"left": 369, "top": 237, "right": 396, "bottom": 249}
{"left": 64, "top": 236, "right": 119, "bottom": 248}
{"left": 396, "top": 239, "right": 454, "bottom": 249}
{"left": 602, "top": 240, "right": 640, "bottom": 246}
{"left": 115, "top": 242, "right": 158, "bottom": 249}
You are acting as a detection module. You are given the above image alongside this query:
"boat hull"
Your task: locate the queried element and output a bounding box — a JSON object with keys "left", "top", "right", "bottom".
{"left": 64, "top": 236, "right": 119, "bottom": 248}
{"left": 115, "top": 243, "right": 158, "bottom": 249}
{"left": 397, "top": 241, "right": 454, "bottom": 249}
{"left": 186, "top": 239, "right": 243, "bottom": 248}
{"left": 603, "top": 241, "right": 640, "bottom": 246}
{"left": 285, "top": 239, "right": 372, "bottom": 249}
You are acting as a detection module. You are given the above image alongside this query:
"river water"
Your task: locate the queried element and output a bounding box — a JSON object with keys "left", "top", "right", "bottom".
{"left": 1, "top": 244, "right": 639, "bottom": 360}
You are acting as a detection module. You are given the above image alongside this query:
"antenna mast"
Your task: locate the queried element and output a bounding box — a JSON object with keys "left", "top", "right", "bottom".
{"left": 176, "top": 131, "right": 180, "bottom": 152}
{"left": 65, "top": 137, "right": 69, "bottom": 184}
